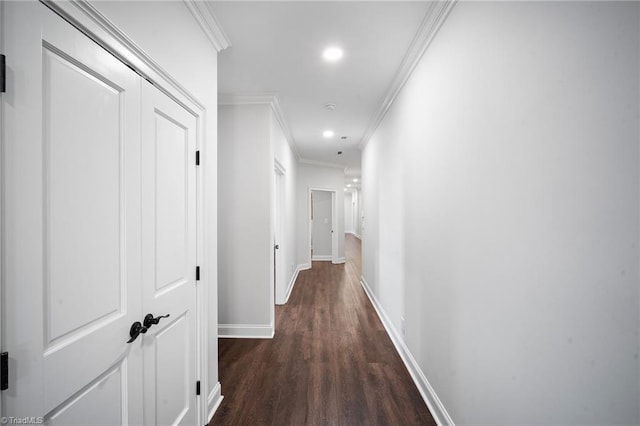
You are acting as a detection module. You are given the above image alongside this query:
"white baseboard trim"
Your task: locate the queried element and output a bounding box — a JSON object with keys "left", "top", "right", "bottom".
{"left": 360, "top": 276, "right": 454, "bottom": 426}
{"left": 312, "top": 255, "right": 332, "bottom": 261}
{"left": 333, "top": 257, "right": 346, "bottom": 264}
{"left": 207, "top": 382, "right": 223, "bottom": 423}
{"left": 283, "top": 265, "right": 303, "bottom": 303}
{"left": 299, "top": 262, "right": 311, "bottom": 271}
{"left": 218, "top": 323, "right": 274, "bottom": 339}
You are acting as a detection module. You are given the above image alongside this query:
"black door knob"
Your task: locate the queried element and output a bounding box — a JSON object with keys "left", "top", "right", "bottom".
{"left": 127, "top": 321, "right": 147, "bottom": 343}
{"left": 143, "top": 313, "right": 170, "bottom": 328}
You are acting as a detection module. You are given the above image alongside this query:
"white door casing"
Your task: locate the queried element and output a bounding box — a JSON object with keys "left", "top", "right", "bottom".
{"left": 2, "top": 3, "right": 200, "bottom": 424}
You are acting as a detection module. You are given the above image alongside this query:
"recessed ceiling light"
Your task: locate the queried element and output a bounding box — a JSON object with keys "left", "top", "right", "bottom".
{"left": 323, "top": 46, "right": 343, "bottom": 62}
{"left": 323, "top": 130, "right": 334, "bottom": 138}
{"left": 347, "top": 184, "right": 352, "bottom": 188}
{"left": 353, "top": 178, "right": 358, "bottom": 183}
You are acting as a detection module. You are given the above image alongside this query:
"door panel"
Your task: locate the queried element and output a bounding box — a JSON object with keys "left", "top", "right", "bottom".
{"left": 40, "top": 6, "right": 143, "bottom": 419}
{"left": 141, "top": 82, "right": 197, "bottom": 425}
{"left": 152, "top": 314, "right": 191, "bottom": 424}
{"left": 47, "top": 361, "right": 127, "bottom": 426}
{"left": 43, "top": 44, "right": 123, "bottom": 347}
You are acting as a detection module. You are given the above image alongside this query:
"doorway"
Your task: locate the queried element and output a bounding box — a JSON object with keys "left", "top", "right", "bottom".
{"left": 308, "top": 188, "right": 338, "bottom": 265}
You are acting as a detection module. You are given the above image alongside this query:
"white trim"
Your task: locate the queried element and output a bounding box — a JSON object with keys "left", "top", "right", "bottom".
{"left": 45, "top": 0, "right": 205, "bottom": 114}
{"left": 183, "top": 0, "right": 231, "bottom": 52}
{"left": 207, "top": 382, "right": 224, "bottom": 423}
{"left": 283, "top": 265, "right": 302, "bottom": 304}
{"left": 360, "top": 276, "right": 455, "bottom": 426}
{"left": 218, "top": 93, "right": 299, "bottom": 160}
{"left": 333, "top": 257, "right": 346, "bottom": 264}
{"left": 218, "top": 324, "right": 274, "bottom": 339}
{"left": 299, "top": 262, "right": 311, "bottom": 271}
{"left": 359, "top": 0, "right": 456, "bottom": 150}
{"left": 312, "top": 255, "right": 332, "bottom": 261}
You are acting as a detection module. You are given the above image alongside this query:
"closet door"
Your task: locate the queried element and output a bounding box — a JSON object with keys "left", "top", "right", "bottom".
{"left": 140, "top": 82, "right": 198, "bottom": 426}
{"left": 3, "top": 3, "right": 143, "bottom": 423}
{"left": 141, "top": 81, "right": 197, "bottom": 425}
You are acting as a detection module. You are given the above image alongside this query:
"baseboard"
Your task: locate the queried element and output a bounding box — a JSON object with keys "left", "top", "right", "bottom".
{"left": 283, "top": 265, "right": 302, "bottom": 303}
{"left": 312, "top": 255, "right": 332, "bottom": 261}
{"left": 333, "top": 257, "right": 346, "bottom": 264}
{"left": 360, "top": 276, "right": 454, "bottom": 426}
{"left": 207, "top": 382, "right": 223, "bottom": 423}
{"left": 299, "top": 262, "right": 311, "bottom": 271}
{"left": 218, "top": 323, "right": 274, "bottom": 339}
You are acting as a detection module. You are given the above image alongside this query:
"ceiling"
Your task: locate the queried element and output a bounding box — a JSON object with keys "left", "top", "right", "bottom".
{"left": 211, "top": 1, "right": 433, "bottom": 188}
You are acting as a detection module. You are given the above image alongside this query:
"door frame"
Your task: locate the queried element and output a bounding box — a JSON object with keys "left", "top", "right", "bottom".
{"left": 1, "top": 1, "right": 210, "bottom": 423}
{"left": 273, "top": 161, "right": 286, "bottom": 306}
{"left": 308, "top": 187, "right": 339, "bottom": 265}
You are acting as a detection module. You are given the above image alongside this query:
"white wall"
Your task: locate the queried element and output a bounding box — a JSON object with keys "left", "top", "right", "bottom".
{"left": 362, "top": 2, "right": 640, "bottom": 425}
{"left": 218, "top": 103, "right": 299, "bottom": 331}
{"left": 312, "top": 190, "right": 333, "bottom": 258}
{"left": 270, "top": 110, "right": 298, "bottom": 304}
{"left": 218, "top": 104, "right": 272, "bottom": 333}
{"left": 89, "top": 0, "right": 221, "bottom": 412}
{"left": 297, "top": 163, "right": 345, "bottom": 267}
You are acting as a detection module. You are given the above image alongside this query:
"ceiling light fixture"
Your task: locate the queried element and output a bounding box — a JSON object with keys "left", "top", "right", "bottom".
{"left": 323, "top": 130, "right": 334, "bottom": 138}
{"left": 347, "top": 184, "right": 352, "bottom": 188}
{"left": 353, "top": 179, "right": 358, "bottom": 183}
{"left": 323, "top": 46, "right": 343, "bottom": 62}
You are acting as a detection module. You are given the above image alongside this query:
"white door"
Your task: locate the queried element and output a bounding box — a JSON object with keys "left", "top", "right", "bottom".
{"left": 2, "top": 3, "right": 199, "bottom": 424}
{"left": 140, "top": 82, "right": 198, "bottom": 425}
{"left": 3, "top": 2, "right": 143, "bottom": 422}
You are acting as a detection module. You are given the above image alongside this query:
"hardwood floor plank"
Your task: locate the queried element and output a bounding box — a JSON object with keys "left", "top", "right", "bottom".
{"left": 210, "top": 234, "right": 436, "bottom": 426}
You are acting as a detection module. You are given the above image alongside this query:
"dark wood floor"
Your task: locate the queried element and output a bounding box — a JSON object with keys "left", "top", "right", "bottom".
{"left": 209, "top": 234, "right": 436, "bottom": 426}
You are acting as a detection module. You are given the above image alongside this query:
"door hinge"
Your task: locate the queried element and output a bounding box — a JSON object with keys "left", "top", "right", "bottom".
{"left": 1, "top": 352, "right": 8, "bottom": 391}
{"left": 196, "top": 266, "right": 200, "bottom": 281}
{"left": 1, "top": 54, "right": 6, "bottom": 93}
{"left": 196, "top": 380, "right": 201, "bottom": 396}
{"left": 195, "top": 150, "right": 200, "bottom": 166}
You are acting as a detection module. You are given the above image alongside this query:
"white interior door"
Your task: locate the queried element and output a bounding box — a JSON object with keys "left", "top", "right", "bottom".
{"left": 3, "top": 2, "right": 143, "bottom": 422}
{"left": 141, "top": 82, "right": 198, "bottom": 426}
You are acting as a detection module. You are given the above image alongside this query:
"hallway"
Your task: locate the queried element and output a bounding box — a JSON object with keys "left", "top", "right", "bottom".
{"left": 210, "top": 234, "right": 435, "bottom": 425}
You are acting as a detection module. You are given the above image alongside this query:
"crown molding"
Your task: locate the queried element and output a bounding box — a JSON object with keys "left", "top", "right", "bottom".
{"left": 183, "top": 0, "right": 231, "bottom": 52}
{"left": 44, "top": 0, "right": 205, "bottom": 113}
{"left": 218, "top": 93, "right": 300, "bottom": 160}
{"left": 359, "top": 0, "right": 456, "bottom": 150}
